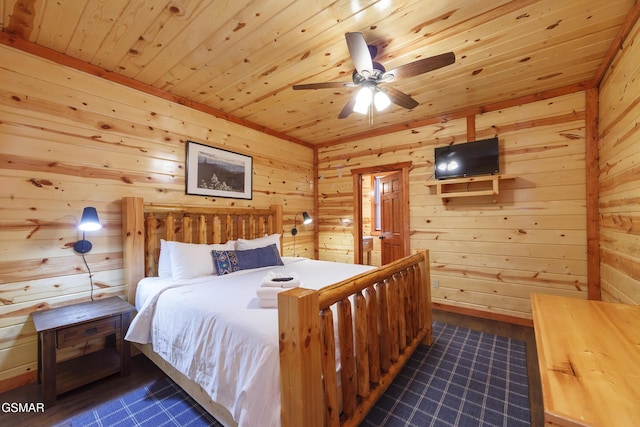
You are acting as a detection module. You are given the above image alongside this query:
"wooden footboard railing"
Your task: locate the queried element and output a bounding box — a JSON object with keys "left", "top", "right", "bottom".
{"left": 278, "top": 250, "right": 432, "bottom": 427}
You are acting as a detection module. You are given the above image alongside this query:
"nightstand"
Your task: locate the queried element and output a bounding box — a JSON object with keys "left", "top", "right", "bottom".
{"left": 32, "top": 297, "right": 135, "bottom": 406}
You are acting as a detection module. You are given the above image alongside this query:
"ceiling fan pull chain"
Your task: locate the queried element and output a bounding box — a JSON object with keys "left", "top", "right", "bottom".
{"left": 369, "top": 103, "right": 374, "bottom": 126}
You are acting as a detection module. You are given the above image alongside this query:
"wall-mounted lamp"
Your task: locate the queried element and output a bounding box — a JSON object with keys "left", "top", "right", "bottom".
{"left": 73, "top": 207, "right": 102, "bottom": 254}
{"left": 292, "top": 211, "right": 312, "bottom": 257}
{"left": 74, "top": 207, "right": 102, "bottom": 300}
{"left": 291, "top": 211, "right": 312, "bottom": 236}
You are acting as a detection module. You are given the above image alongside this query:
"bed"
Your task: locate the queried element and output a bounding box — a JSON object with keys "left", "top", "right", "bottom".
{"left": 121, "top": 196, "right": 432, "bottom": 427}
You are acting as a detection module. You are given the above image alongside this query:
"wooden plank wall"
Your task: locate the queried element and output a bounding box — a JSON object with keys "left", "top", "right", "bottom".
{"left": 317, "top": 92, "right": 589, "bottom": 321}
{"left": 0, "top": 45, "right": 314, "bottom": 391}
{"left": 598, "top": 17, "right": 640, "bottom": 305}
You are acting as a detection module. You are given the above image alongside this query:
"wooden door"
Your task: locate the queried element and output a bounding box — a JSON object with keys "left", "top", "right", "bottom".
{"left": 380, "top": 171, "right": 405, "bottom": 264}
{"left": 352, "top": 162, "right": 411, "bottom": 266}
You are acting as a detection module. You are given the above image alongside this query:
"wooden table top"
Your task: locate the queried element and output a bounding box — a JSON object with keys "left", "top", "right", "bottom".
{"left": 531, "top": 293, "right": 640, "bottom": 427}
{"left": 32, "top": 297, "right": 134, "bottom": 332}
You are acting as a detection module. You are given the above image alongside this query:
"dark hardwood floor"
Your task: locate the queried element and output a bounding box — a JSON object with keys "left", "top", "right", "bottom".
{"left": 0, "top": 310, "right": 544, "bottom": 427}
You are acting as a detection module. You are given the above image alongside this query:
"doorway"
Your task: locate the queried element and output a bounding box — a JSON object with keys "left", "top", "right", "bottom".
{"left": 351, "top": 162, "right": 411, "bottom": 266}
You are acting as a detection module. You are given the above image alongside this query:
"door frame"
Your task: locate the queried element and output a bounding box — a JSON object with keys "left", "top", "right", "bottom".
{"left": 351, "top": 161, "right": 412, "bottom": 264}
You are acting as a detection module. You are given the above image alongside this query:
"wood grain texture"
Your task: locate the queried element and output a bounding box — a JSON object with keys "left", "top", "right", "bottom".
{"left": 278, "top": 288, "right": 324, "bottom": 427}
{"left": 120, "top": 197, "right": 431, "bottom": 426}
{"left": 585, "top": 87, "right": 600, "bottom": 300}
{"left": 532, "top": 293, "right": 640, "bottom": 426}
{"left": 318, "top": 91, "right": 591, "bottom": 319}
{"left": 0, "top": 311, "right": 543, "bottom": 427}
{"left": 598, "top": 14, "right": 640, "bottom": 305}
{"left": 308, "top": 250, "right": 431, "bottom": 427}
{"left": 0, "top": 0, "right": 636, "bottom": 145}
{"left": 0, "top": 45, "right": 314, "bottom": 392}
{"left": 0, "top": 1, "right": 638, "bottom": 399}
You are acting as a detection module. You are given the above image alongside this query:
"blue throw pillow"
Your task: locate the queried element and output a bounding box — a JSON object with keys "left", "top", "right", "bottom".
{"left": 212, "top": 244, "right": 283, "bottom": 275}
{"left": 211, "top": 250, "right": 240, "bottom": 275}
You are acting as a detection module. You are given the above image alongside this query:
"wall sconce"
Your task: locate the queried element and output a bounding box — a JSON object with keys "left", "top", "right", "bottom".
{"left": 73, "top": 207, "right": 102, "bottom": 253}
{"left": 291, "top": 211, "right": 312, "bottom": 236}
{"left": 292, "top": 211, "right": 312, "bottom": 257}
{"left": 74, "top": 207, "right": 102, "bottom": 300}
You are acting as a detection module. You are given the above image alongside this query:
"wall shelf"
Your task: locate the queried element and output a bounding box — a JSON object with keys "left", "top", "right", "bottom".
{"left": 426, "top": 174, "right": 516, "bottom": 202}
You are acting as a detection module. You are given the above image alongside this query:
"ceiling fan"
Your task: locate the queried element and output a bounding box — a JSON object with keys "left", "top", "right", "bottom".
{"left": 293, "top": 32, "right": 455, "bottom": 121}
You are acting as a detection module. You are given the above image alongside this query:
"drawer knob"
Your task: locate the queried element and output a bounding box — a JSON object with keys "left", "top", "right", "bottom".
{"left": 84, "top": 327, "right": 98, "bottom": 336}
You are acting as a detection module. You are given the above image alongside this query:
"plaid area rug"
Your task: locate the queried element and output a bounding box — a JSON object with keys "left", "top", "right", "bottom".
{"left": 64, "top": 378, "right": 222, "bottom": 427}
{"left": 68, "top": 322, "right": 529, "bottom": 426}
{"left": 362, "top": 322, "right": 530, "bottom": 426}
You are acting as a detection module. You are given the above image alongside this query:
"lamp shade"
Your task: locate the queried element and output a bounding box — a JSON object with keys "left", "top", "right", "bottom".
{"left": 302, "top": 211, "right": 312, "bottom": 224}
{"left": 78, "top": 207, "right": 102, "bottom": 231}
{"left": 374, "top": 90, "right": 391, "bottom": 111}
{"left": 353, "top": 86, "right": 373, "bottom": 115}
{"left": 74, "top": 207, "right": 101, "bottom": 299}
{"left": 292, "top": 211, "right": 313, "bottom": 236}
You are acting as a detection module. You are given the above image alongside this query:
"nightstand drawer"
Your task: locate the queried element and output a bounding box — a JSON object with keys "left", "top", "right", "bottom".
{"left": 57, "top": 316, "right": 121, "bottom": 348}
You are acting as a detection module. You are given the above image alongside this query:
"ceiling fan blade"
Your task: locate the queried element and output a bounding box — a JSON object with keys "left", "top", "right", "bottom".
{"left": 338, "top": 95, "right": 357, "bottom": 119}
{"left": 384, "top": 52, "right": 455, "bottom": 81}
{"left": 345, "top": 32, "right": 373, "bottom": 77}
{"left": 292, "top": 82, "right": 350, "bottom": 90}
{"left": 384, "top": 86, "right": 419, "bottom": 110}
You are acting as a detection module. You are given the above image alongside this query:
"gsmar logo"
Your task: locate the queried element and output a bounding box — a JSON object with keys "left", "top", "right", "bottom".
{"left": 1, "top": 402, "right": 45, "bottom": 413}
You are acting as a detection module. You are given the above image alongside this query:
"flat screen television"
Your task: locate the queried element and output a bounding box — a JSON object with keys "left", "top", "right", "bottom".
{"left": 434, "top": 137, "right": 499, "bottom": 180}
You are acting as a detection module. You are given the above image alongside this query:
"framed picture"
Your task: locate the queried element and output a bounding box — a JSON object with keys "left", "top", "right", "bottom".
{"left": 186, "top": 141, "right": 253, "bottom": 199}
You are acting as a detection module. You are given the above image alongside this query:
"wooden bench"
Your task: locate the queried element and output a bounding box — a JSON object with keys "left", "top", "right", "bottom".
{"left": 531, "top": 293, "right": 640, "bottom": 426}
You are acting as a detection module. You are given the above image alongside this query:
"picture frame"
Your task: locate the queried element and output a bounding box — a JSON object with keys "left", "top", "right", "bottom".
{"left": 186, "top": 141, "right": 253, "bottom": 200}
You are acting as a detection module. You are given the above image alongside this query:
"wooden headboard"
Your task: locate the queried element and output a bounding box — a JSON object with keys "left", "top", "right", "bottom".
{"left": 121, "top": 197, "right": 283, "bottom": 303}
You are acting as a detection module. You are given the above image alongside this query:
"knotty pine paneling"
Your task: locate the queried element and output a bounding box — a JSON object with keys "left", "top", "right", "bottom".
{"left": 0, "top": 45, "right": 314, "bottom": 391}
{"left": 3, "top": 0, "right": 633, "bottom": 145}
{"left": 317, "top": 92, "right": 588, "bottom": 320}
{"left": 598, "top": 16, "right": 640, "bottom": 305}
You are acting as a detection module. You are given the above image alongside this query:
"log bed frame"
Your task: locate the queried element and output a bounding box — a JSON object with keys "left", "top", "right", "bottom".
{"left": 121, "top": 197, "right": 432, "bottom": 427}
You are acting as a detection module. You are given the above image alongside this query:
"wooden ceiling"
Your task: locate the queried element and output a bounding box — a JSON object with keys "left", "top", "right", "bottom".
{"left": 1, "top": 0, "right": 637, "bottom": 146}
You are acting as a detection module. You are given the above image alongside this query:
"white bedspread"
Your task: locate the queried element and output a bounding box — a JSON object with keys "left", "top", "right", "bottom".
{"left": 125, "top": 258, "right": 373, "bottom": 427}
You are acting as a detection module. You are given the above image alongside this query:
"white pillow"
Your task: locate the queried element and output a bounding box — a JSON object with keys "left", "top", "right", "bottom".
{"left": 158, "top": 239, "right": 172, "bottom": 278}
{"left": 235, "top": 234, "right": 281, "bottom": 252}
{"left": 168, "top": 240, "right": 235, "bottom": 280}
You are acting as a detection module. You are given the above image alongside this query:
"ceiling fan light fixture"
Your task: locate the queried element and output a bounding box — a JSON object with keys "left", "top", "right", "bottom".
{"left": 353, "top": 86, "right": 373, "bottom": 115}
{"left": 374, "top": 90, "right": 391, "bottom": 111}
{"left": 293, "top": 33, "right": 455, "bottom": 119}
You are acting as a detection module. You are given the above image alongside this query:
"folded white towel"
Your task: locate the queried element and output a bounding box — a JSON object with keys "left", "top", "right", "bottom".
{"left": 256, "top": 287, "right": 286, "bottom": 300}
{"left": 260, "top": 272, "right": 301, "bottom": 288}
{"left": 256, "top": 273, "right": 301, "bottom": 309}
{"left": 257, "top": 298, "right": 278, "bottom": 309}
